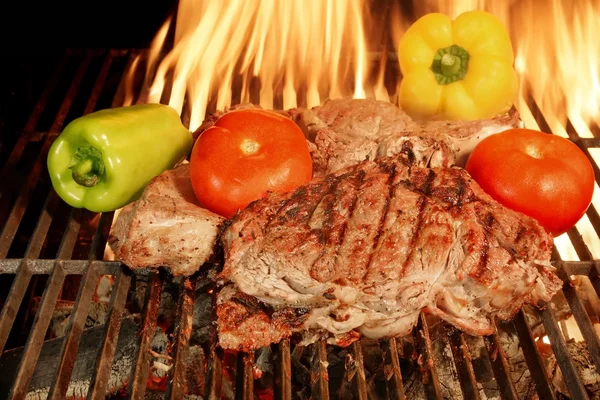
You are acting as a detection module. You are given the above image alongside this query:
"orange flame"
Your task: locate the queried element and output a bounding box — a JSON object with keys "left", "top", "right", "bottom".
{"left": 128, "top": 0, "right": 371, "bottom": 132}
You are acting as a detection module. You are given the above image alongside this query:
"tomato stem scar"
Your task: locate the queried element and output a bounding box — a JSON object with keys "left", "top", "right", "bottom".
{"left": 525, "top": 145, "right": 543, "bottom": 159}
{"left": 241, "top": 139, "right": 260, "bottom": 155}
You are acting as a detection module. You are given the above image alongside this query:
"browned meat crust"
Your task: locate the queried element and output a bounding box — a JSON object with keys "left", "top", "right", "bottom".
{"left": 109, "top": 164, "right": 224, "bottom": 276}
{"left": 299, "top": 98, "right": 522, "bottom": 175}
{"left": 217, "top": 153, "right": 561, "bottom": 350}
{"left": 216, "top": 285, "right": 310, "bottom": 351}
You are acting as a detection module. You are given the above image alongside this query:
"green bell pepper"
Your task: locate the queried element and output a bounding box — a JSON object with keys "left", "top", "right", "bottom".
{"left": 47, "top": 103, "right": 193, "bottom": 212}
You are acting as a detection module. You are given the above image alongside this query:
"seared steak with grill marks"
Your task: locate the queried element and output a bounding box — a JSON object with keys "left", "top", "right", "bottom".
{"left": 217, "top": 153, "right": 561, "bottom": 351}
{"left": 109, "top": 164, "right": 224, "bottom": 276}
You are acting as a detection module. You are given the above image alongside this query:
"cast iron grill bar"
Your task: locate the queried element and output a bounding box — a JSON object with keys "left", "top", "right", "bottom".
{"left": 47, "top": 261, "right": 101, "bottom": 400}
{"left": 0, "top": 179, "right": 65, "bottom": 349}
{"left": 0, "top": 258, "right": 122, "bottom": 275}
{"left": 0, "top": 258, "right": 590, "bottom": 277}
{"left": 49, "top": 218, "right": 121, "bottom": 395}
{"left": 565, "top": 224, "right": 600, "bottom": 306}
{"left": 24, "top": 192, "right": 61, "bottom": 258}
{"left": 166, "top": 276, "right": 196, "bottom": 399}
{"left": 539, "top": 301, "right": 590, "bottom": 400}
{"left": 448, "top": 330, "right": 481, "bottom": 400}
{"left": 0, "top": 54, "right": 93, "bottom": 259}
{"left": 382, "top": 338, "right": 406, "bottom": 400}
{"left": 581, "top": 204, "right": 600, "bottom": 240}
{"left": 556, "top": 260, "right": 600, "bottom": 371}
{"left": 3, "top": 172, "right": 61, "bottom": 263}
{"left": 9, "top": 51, "right": 129, "bottom": 398}
{"left": 8, "top": 260, "right": 66, "bottom": 399}
{"left": 512, "top": 310, "right": 556, "bottom": 399}
{"left": 311, "top": 340, "right": 330, "bottom": 399}
{"left": 276, "top": 339, "right": 292, "bottom": 400}
{"left": 86, "top": 265, "right": 133, "bottom": 399}
{"left": 83, "top": 50, "right": 115, "bottom": 114}
{"left": 236, "top": 351, "right": 255, "bottom": 400}
{"left": 412, "top": 312, "right": 442, "bottom": 400}
{"left": 0, "top": 261, "right": 33, "bottom": 353}
{"left": 206, "top": 345, "right": 223, "bottom": 399}
{"left": 56, "top": 209, "right": 82, "bottom": 260}
{"left": 127, "top": 271, "right": 164, "bottom": 399}
{"left": 568, "top": 227, "right": 595, "bottom": 262}
{"left": 483, "top": 323, "right": 519, "bottom": 400}
{"left": 351, "top": 341, "right": 368, "bottom": 400}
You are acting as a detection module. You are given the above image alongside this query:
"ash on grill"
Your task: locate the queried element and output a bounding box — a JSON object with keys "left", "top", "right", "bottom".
{"left": 0, "top": 49, "right": 599, "bottom": 400}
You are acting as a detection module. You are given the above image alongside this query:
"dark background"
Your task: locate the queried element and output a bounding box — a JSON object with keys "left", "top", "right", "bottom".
{"left": 0, "top": 0, "right": 178, "bottom": 144}
{"left": 0, "top": 0, "right": 177, "bottom": 51}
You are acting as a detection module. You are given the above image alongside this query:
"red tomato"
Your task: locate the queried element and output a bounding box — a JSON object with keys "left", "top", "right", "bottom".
{"left": 465, "top": 128, "right": 595, "bottom": 236}
{"left": 189, "top": 109, "right": 313, "bottom": 218}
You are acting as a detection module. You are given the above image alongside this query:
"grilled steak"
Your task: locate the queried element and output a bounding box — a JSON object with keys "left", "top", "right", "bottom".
{"left": 217, "top": 153, "right": 561, "bottom": 351}
{"left": 109, "top": 164, "right": 224, "bottom": 276}
{"left": 299, "top": 98, "right": 522, "bottom": 175}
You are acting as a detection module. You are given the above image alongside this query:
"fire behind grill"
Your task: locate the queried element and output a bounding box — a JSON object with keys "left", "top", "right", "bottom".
{"left": 0, "top": 49, "right": 599, "bottom": 400}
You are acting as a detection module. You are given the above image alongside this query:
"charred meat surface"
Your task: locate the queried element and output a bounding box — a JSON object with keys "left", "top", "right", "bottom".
{"left": 299, "top": 98, "right": 522, "bottom": 175}
{"left": 109, "top": 164, "right": 224, "bottom": 276}
{"left": 218, "top": 153, "right": 561, "bottom": 351}
{"left": 217, "top": 285, "right": 311, "bottom": 351}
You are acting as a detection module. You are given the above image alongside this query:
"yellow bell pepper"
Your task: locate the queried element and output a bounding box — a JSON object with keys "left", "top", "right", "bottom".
{"left": 398, "top": 10, "right": 518, "bottom": 121}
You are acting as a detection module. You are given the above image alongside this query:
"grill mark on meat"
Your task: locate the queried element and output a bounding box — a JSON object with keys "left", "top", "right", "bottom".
{"left": 455, "top": 175, "right": 467, "bottom": 208}
{"left": 363, "top": 164, "right": 398, "bottom": 281}
{"left": 306, "top": 177, "right": 344, "bottom": 267}
{"left": 421, "top": 169, "right": 436, "bottom": 196}
{"left": 303, "top": 177, "right": 340, "bottom": 222}
{"left": 272, "top": 307, "right": 311, "bottom": 329}
{"left": 228, "top": 294, "right": 277, "bottom": 329}
{"left": 343, "top": 167, "right": 394, "bottom": 284}
{"left": 310, "top": 170, "right": 365, "bottom": 282}
{"left": 515, "top": 223, "right": 528, "bottom": 243}
{"left": 401, "top": 141, "right": 416, "bottom": 165}
{"left": 363, "top": 168, "right": 420, "bottom": 287}
{"left": 399, "top": 194, "right": 427, "bottom": 278}
{"left": 470, "top": 213, "right": 494, "bottom": 280}
{"left": 232, "top": 295, "right": 273, "bottom": 317}
{"left": 261, "top": 179, "right": 336, "bottom": 252}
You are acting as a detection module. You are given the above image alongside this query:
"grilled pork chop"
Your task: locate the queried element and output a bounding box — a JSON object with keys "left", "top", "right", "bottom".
{"left": 217, "top": 153, "right": 561, "bottom": 351}
{"left": 299, "top": 98, "right": 522, "bottom": 175}
{"left": 109, "top": 164, "right": 224, "bottom": 276}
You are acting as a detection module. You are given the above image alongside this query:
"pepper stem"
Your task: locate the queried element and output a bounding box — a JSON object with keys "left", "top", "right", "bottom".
{"left": 69, "top": 146, "right": 105, "bottom": 188}
{"left": 430, "top": 44, "right": 470, "bottom": 85}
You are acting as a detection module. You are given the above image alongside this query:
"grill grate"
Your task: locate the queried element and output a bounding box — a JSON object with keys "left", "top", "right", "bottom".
{"left": 0, "top": 48, "right": 599, "bottom": 400}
